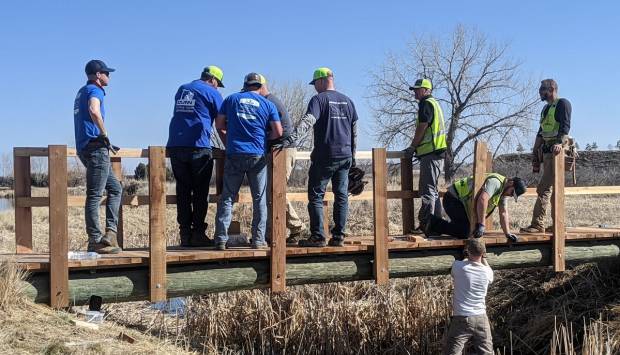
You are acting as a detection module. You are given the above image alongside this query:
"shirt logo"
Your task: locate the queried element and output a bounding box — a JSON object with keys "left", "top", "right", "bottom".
{"left": 176, "top": 89, "right": 196, "bottom": 113}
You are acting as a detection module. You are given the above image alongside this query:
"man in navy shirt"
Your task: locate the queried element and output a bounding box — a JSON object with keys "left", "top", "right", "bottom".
{"left": 214, "top": 73, "right": 283, "bottom": 250}
{"left": 166, "top": 66, "right": 224, "bottom": 247}
{"left": 297, "top": 68, "right": 358, "bottom": 247}
{"left": 73, "top": 60, "right": 122, "bottom": 254}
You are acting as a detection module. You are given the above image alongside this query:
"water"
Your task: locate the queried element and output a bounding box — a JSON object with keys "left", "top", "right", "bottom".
{"left": 0, "top": 198, "right": 13, "bottom": 212}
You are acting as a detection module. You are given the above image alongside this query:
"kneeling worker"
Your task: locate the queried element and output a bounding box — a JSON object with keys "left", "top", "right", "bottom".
{"left": 426, "top": 173, "right": 526, "bottom": 240}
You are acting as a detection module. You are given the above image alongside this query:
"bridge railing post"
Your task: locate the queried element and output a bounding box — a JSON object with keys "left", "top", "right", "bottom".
{"left": 372, "top": 148, "right": 389, "bottom": 285}
{"left": 470, "top": 141, "right": 488, "bottom": 235}
{"left": 269, "top": 148, "right": 287, "bottom": 293}
{"left": 48, "top": 145, "right": 69, "bottom": 308}
{"left": 14, "top": 149, "right": 33, "bottom": 254}
{"left": 148, "top": 146, "right": 167, "bottom": 302}
{"left": 111, "top": 157, "right": 124, "bottom": 249}
{"left": 484, "top": 151, "right": 493, "bottom": 230}
{"left": 552, "top": 150, "right": 566, "bottom": 272}
{"left": 400, "top": 156, "right": 415, "bottom": 234}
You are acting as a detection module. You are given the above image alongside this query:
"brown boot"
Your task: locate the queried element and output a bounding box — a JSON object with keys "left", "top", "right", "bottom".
{"left": 102, "top": 230, "right": 120, "bottom": 248}
{"left": 519, "top": 225, "right": 544, "bottom": 233}
{"left": 87, "top": 241, "right": 121, "bottom": 254}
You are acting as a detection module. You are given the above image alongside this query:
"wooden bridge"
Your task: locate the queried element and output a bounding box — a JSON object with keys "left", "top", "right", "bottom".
{"left": 3, "top": 142, "right": 620, "bottom": 308}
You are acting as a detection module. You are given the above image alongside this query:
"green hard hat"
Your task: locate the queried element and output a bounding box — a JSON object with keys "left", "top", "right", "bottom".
{"left": 409, "top": 78, "right": 432, "bottom": 90}
{"left": 309, "top": 67, "right": 333, "bottom": 85}
{"left": 202, "top": 65, "right": 225, "bottom": 88}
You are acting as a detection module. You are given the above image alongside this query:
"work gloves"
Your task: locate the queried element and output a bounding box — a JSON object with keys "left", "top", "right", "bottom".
{"left": 97, "top": 134, "right": 120, "bottom": 154}
{"left": 505, "top": 233, "right": 519, "bottom": 242}
{"left": 473, "top": 223, "right": 485, "bottom": 238}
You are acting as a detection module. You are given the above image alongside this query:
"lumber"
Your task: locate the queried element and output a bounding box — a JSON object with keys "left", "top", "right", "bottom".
{"left": 485, "top": 151, "right": 493, "bottom": 230}
{"left": 400, "top": 157, "right": 415, "bottom": 233}
{"left": 48, "top": 145, "right": 69, "bottom": 308}
{"left": 111, "top": 157, "right": 124, "bottom": 248}
{"left": 270, "top": 149, "right": 287, "bottom": 292}
{"left": 372, "top": 148, "right": 389, "bottom": 285}
{"left": 470, "top": 141, "right": 488, "bottom": 234}
{"left": 14, "top": 152, "right": 32, "bottom": 253}
{"left": 148, "top": 146, "right": 167, "bottom": 302}
{"left": 552, "top": 150, "right": 566, "bottom": 272}
{"left": 20, "top": 240, "right": 620, "bottom": 305}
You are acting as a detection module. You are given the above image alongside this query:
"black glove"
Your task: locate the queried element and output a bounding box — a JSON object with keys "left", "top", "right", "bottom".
{"left": 97, "top": 134, "right": 119, "bottom": 154}
{"left": 403, "top": 146, "right": 417, "bottom": 158}
{"left": 505, "top": 233, "right": 519, "bottom": 242}
{"left": 473, "top": 223, "right": 485, "bottom": 238}
{"left": 351, "top": 158, "right": 357, "bottom": 168}
{"left": 268, "top": 138, "right": 284, "bottom": 150}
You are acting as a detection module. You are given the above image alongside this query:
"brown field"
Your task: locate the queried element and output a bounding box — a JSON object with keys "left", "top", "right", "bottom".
{"left": 0, "top": 183, "right": 618, "bottom": 354}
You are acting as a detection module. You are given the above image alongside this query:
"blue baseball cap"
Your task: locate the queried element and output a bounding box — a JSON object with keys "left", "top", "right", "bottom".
{"left": 85, "top": 60, "right": 115, "bottom": 75}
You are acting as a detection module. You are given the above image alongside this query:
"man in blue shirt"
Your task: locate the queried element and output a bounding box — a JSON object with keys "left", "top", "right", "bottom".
{"left": 297, "top": 68, "right": 358, "bottom": 247}
{"left": 214, "top": 73, "right": 283, "bottom": 250}
{"left": 73, "top": 59, "right": 122, "bottom": 254}
{"left": 166, "top": 66, "right": 224, "bottom": 247}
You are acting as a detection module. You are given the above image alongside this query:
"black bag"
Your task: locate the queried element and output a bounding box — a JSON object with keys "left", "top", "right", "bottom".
{"left": 348, "top": 166, "right": 367, "bottom": 196}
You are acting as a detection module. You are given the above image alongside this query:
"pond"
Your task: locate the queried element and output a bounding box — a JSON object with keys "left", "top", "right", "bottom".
{"left": 0, "top": 198, "right": 14, "bottom": 212}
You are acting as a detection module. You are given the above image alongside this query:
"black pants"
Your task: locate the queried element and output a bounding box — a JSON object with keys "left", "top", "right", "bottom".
{"left": 169, "top": 147, "right": 213, "bottom": 236}
{"left": 429, "top": 193, "right": 470, "bottom": 238}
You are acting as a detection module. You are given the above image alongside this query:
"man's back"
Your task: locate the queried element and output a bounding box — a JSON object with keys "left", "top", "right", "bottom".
{"left": 220, "top": 91, "right": 280, "bottom": 155}
{"left": 451, "top": 260, "right": 494, "bottom": 316}
{"left": 308, "top": 90, "right": 358, "bottom": 160}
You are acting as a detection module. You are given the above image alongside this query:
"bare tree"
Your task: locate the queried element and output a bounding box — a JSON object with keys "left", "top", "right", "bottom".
{"left": 269, "top": 80, "right": 315, "bottom": 151}
{"left": 1, "top": 153, "right": 12, "bottom": 179}
{"left": 368, "top": 25, "right": 539, "bottom": 182}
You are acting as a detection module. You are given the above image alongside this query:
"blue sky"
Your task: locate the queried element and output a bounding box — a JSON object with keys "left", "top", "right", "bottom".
{"left": 1, "top": 0, "right": 619, "bottom": 159}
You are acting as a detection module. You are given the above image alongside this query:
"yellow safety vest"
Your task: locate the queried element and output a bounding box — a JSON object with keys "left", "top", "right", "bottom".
{"left": 540, "top": 99, "right": 561, "bottom": 144}
{"left": 416, "top": 97, "right": 447, "bottom": 156}
{"left": 454, "top": 173, "right": 506, "bottom": 219}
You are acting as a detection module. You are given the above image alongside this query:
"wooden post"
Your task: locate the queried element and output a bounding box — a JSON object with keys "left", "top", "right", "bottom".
{"left": 552, "top": 150, "right": 566, "bottom": 272}
{"left": 470, "top": 141, "right": 488, "bottom": 235}
{"left": 400, "top": 157, "right": 415, "bottom": 233}
{"left": 372, "top": 148, "right": 389, "bottom": 285}
{"left": 48, "top": 145, "right": 68, "bottom": 308}
{"left": 148, "top": 146, "right": 167, "bottom": 302}
{"left": 269, "top": 149, "right": 286, "bottom": 293}
{"left": 14, "top": 150, "right": 32, "bottom": 254}
{"left": 111, "top": 157, "right": 124, "bottom": 249}
{"left": 484, "top": 151, "right": 494, "bottom": 230}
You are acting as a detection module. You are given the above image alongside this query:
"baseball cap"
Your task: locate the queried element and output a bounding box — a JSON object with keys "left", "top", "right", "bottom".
{"left": 243, "top": 72, "right": 266, "bottom": 87}
{"left": 409, "top": 78, "right": 432, "bottom": 90}
{"left": 511, "top": 177, "right": 527, "bottom": 202}
{"left": 202, "top": 65, "right": 225, "bottom": 88}
{"left": 85, "top": 60, "right": 115, "bottom": 75}
{"left": 309, "top": 67, "right": 333, "bottom": 85}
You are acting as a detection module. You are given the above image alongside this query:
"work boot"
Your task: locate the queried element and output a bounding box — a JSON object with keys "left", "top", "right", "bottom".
{"left": 179, "top": 234, "right": 192, "bottom": 248}
{"left": 189, "top": 228, "right": 214, "bottom": 247}
{"left": 327, "top": 237, "right": 344, "bottom": 247}
{"left": 286, "top": 231, "right": 302, "bottom": 246}
{"left": 87, "top": 240, "right": 121, "bottom": 254}
{"left": 519, "top": 225, "right": 544, "bottom": 233}
{"left": 216, "top": 242, "right": 227, "bottom": 251}
{"left": 102, "top": 230, "right": 120, "bottom": 248}
{"left": 252, "top": 241, "right": 269, "bottom": 250}
{"left": 298, "top": 236, "right": 327, "bottom": 248}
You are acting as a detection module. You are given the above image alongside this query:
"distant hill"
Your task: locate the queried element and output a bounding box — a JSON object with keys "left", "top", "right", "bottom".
{"left": 493, "top": 150, "right": 620, "bottom": 187}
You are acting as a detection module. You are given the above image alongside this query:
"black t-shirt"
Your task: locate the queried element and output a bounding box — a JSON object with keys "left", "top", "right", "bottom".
{"left": 307, "top": 90, "right": 358, "bottom": 160}
{"left": 265, "top": 93, "right": 294, "bottom": 147}
{"left": 537, "top": 98, "right": 571, "bottom": 139}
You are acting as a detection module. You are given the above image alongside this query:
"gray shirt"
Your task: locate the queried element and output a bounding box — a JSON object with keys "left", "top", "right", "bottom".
{"left": 265, "top": 93, "right": 294, "bottom": 148}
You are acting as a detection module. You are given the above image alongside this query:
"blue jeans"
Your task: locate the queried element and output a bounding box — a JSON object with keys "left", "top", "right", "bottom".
{"left": 78, "top": 146, "right": 122, "bottom": 243}
{"left": 307, "top": 157, "right": 352, "bottom": 240}
{"left": 214, "top": 155, "right": 267, "bottom": 245}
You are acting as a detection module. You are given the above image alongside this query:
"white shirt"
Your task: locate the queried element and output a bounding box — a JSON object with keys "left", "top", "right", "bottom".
{"left": 451, "top": 259, "right": 494, "bottom": 316}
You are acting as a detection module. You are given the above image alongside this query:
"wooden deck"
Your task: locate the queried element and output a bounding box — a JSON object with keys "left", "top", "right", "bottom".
{"left": 5, "top": 227, "right": 619, "bottom": 272}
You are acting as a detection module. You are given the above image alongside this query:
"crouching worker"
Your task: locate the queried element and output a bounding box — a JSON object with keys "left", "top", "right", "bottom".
{"left": 443, "top": 239, "right": 494, "bottom": 355}
{"left": 73, "top": 60, "right": 122, "bottom": 254}
{"left": 214, "top": 73, "right": 283, "bottom": 250}
{"left": 426, "top": 173, "right": 526, "bottom": 240}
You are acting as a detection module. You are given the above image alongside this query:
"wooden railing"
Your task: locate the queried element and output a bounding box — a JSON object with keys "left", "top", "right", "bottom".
{"left": 12, "top": 143, "right": 620, "bottom": 307}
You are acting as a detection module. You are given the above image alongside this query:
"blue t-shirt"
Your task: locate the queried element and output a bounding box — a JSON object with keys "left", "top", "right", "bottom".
{"left": 308, "top": 90, "right": 358, "bottom": 159}
{"left": 74, "top": 83, "right": 105, "bottom": 152}
{"left": 166, "top": 80, "right": 223, "bottom": 148}
{"left": 219, "top": 91, "right": 280, "bottom": 155}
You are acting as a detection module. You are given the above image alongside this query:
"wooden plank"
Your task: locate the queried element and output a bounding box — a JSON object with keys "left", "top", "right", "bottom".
{"left": 111, "top": 157, "right": 124, "bottom": 249}
{"left": 295, "top": 150, "right": 405, "bottom": 161}
{"left": 14, "top": 152, "right": 33, "bottom": 253}
{"left": 13, "top": 147, "right": 49, "bottom": 157}
{"left": 470, "top": 141, "right": 488, "bottom": 235}
{"left": 552, "top": 150, "right": 566, "bottom": 272}
{"left": 372, "top": 148, "right": 389, "bottom": 285}
{"left": 48, "top": 145, "right": 69, "bottom": 308}
{"left": 148, "top": 146, "right": 167, "bottom": 302}
{"left": 269, "top": 149, "right": 287, "bottom": 292}
{"left": 484, "top": 151, "right": 494, "bottom": 230}
{"left": 400, "top": 157, "right": 415, "bottom": 233}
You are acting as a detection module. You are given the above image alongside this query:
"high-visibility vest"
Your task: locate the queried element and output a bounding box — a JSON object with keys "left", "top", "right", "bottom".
{"left": 540, "top": 99, "right": 561, "bottom": 143}
{"left": 453, "top": 173, "right": 507, "bottom": 218}
{"left": 416, "top": 97, "right": 447, "bottom": 156}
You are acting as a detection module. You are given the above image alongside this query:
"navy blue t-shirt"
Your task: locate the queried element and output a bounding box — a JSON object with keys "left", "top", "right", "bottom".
{"left": 219, "top": 91, "right": 280, "bottom": 155}
{"left": 308, "top": 90, "right": 358, "bottom": 160}
{"left": 74, "top": 83, "right": 105, "bottom": 152}
{"left": 167, "top": 80, "right": 223, "bottom": 148}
